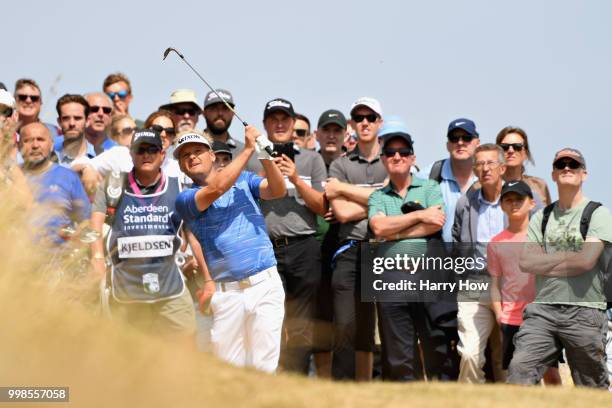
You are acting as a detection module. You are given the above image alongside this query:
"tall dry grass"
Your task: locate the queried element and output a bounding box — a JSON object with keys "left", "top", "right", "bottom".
{"left": 0, "top": 182, "right": 610, "bottom": 408}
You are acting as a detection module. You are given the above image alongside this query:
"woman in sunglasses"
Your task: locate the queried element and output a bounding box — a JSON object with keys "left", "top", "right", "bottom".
{"left": 144, "top": 110, "right": 177, "bottom": 151}
{"left": 496, "top": 126, "right": 551, "bottom": 207}
{"left": 109, "top": 114, "right": 136, "bottom": 147}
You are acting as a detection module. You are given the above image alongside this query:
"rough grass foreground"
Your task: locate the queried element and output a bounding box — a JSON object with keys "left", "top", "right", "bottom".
{"left": 0, "top": 188, "right": 610, "bottom": 408}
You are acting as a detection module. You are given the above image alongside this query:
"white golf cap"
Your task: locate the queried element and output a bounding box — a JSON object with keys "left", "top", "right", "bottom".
{"left": 173, "top": 130, "right": 212, "bottom": 160}
{"left": 0, "top": 90, "right": 16, "bottom": 109}
{"left": 350, "top": 96, "right": 382, "bottom": 117}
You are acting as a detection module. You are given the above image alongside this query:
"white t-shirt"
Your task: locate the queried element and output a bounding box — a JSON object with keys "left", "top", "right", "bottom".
{"left": 71, "top": 145, "right": 189, "bottom": 182}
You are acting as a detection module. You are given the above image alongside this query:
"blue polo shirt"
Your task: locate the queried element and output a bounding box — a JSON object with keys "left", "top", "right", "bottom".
{"left": 175, "top": 171, "right": 276, "bottom": 282}
{"left": 97, "top": 137, "right": 118, "bottom": 154}
{"left": 53, "top": 139, "right": 96, "bottom": 168}
{"left": 27, "top": 164, "right": 92, "bottom": 244}
{"left": 418, "top": 159, "right": 478, "bottom": 243}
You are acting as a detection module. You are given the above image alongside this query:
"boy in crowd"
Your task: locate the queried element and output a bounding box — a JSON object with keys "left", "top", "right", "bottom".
{"left": 487, "top": 180, "right": 561, "bottom": 384}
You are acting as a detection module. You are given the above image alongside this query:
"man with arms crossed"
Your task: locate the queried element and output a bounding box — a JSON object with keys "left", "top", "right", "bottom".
{"left": 174, "top": 127, "right": 287, "bottom": 373}
{"left": 508, "top": 148, "right": 612, "bottom": 388}
{"left": 325, "top": 97, "right": 387, "bottom": 380}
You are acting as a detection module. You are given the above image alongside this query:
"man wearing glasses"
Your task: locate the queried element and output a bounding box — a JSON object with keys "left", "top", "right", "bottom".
{"left": 160, "top": 89, "right": 201, "bottom": 134}
{"left": 368, "top": 117, "right": 450, "bottom": 381}
{"left": 13, "top": 78, "right": 61, "bottom": 142}
{"left": 103, "top": 73, "right": 134, "bottom": 117}
{"left": 324, "top": 97, "right": 387, "bottom": 380}
{"left": 89, "top": 129, "right": 197, "bottom": 346}
{"left": 452, "top": 144, "right": 507, "bottom": 383}
{"left": 508, "top": 149, "right": 612, "bottom": 388}
{"left": 418, "top": 118, "right": 480, "bottom": 243}
{"left": 293, "top": 113, "right": 316, "bottom": 150}
{"left": 84, "top": 92, "right": 117, "bottom": 154}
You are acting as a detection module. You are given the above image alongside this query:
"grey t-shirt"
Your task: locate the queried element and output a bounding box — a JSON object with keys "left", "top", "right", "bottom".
{"left": 328, "top": 147, "right": 387, "bottom": 241}
{"left": 260, "top": 147, "right": 327, "bottom": 238}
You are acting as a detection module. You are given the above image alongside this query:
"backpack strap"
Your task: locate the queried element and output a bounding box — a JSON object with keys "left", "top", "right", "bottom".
{"left": 541, "top": 202, "right": 556, "bottom": 239}
{"left": 580, "top": 201, "right": 602, "bottom": 240}
{"left": 428, "top": 159, "right": 445, "bottom": 183}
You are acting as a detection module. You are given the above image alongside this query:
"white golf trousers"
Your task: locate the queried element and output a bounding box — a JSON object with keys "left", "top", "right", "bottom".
{"left": 210, "top": 267, "right": 285, "bottom": 373}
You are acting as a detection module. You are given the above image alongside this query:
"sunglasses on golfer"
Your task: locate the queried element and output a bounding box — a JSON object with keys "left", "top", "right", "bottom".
{"left": 448, "top": 134, "right": 476, "bottom": 143}
{"left": 134, "top": 145, "right": 162, "bottom": 155}
{"left": 106, "top": 90, "right": 130, "bottom": 100}
{"left": 499, "top": 143, "right": 524, "bottom": 152}
{"left": 90, "top": 105, "right": 112, "bottom": 115}
{"left": 16, "top": 94, "right": 40, "bottom": 103}
{"left": 173, "top": 107, "right": 198, "bottom": 116}
{"left": 150, "top": 124, "right": 176, "bottom": 136}
{"left": 294, "top": 129, "right": 308, "bottom": 137}
{"left": 383, "top": 147, "right": 413, "bottom": 158}
{"left": 553, "top": 158, "right": 582, "bottom": 170}
{"left": 352, "top": 113, "right": 378, "bottom": 123}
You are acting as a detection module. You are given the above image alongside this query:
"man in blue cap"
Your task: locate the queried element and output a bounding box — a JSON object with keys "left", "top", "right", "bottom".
{"left": 368, "top": 117, "right": 456, "bottom": 381}
{"left": 418, "top": 118, "right": 480, "bottom": 243}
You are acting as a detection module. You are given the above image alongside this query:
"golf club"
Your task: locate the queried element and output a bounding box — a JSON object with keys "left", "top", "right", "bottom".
{"left": 162, "top": 47, "right": 276, "bottom": 157}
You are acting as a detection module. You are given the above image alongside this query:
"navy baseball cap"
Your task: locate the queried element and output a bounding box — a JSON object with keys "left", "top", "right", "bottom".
{"left": 263, "top": 98, "right": 295, "bottom": 120}
{"left": 131, "top": 129, "right": 162, "bottom": 150}
{"left": 501, "top": 180, "right": 533, "bottom": 199}
{"left": 447, "top": 118, "right": 479, "bottom": 138}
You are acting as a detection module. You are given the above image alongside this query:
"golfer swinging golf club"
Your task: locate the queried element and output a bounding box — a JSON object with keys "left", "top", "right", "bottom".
{"left": 174, "top": 125, "right": 288, "bottom": 373}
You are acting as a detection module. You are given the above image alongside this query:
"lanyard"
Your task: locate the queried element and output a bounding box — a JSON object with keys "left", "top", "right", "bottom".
{"left": 127, "top": 170, "right": 166, "bottom": 206}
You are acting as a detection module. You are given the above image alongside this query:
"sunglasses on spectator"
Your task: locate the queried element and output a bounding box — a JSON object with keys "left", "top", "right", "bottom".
{"left": 119, "top": 127, "right": 136, "bottom": 136}
{"left": 134, "top": 145, "right": 161, "bottom": 155}
{"left": 16, "top": 94, "right": 40, "bottom": 103}
{"left": 383, "top": 147, "right": 413, "bottom": 158}
{"left": 553, "top": 158, "right": 582, "bottom": 170}
{"left": 448, "top": 134, "right": 476, "bottom": 143}
{"left": 500, "top": 143, "right": 524, "bottom": 152}
{"left": 150, "top": 124, "right": 176, "bottom": 136}
{"left": 173, "top": 107, "right": 198, "bottom": 116}
{"left": 0, "top": 107, "right": 13, "bottom": 117}
{"left": 90, "top": 105, "right": 112, "bottom": 115}
{"left": 474, "top": 160, "right": 501, "bottom": 170}
{"left": 106, "top": 90, "right": 130, "bottom": 100}
{"left": 294, "top": 129, "right": 308, "bottom": 137}
{"left": 352, "top": 114, "right": 378, "bottom": 123}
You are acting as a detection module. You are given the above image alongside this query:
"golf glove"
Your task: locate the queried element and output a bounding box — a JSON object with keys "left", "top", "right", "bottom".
{"left": 255, "top": 135, "right": 274, "bottom": 160}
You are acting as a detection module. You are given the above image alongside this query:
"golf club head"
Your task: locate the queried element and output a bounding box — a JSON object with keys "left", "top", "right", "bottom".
{"left": 162, "top": 47, "right": 183, "bottom": 60}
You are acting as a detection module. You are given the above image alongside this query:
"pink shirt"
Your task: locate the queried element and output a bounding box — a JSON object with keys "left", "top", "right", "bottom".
{"left": 487, "top": 229, "right": 535, "bottom": 326}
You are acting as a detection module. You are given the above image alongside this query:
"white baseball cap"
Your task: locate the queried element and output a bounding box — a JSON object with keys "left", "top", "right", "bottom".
{"left": 173, "top": 131, "right": 212, "bottom": 160}
{"left": 0, "top": 90, "right": 16, "bottom": 110}
{"left": 350, "top": 96, "right": 382, "bottom": 117}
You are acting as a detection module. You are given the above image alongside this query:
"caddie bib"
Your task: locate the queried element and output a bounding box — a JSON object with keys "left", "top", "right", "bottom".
{"left": 107, "top": 173, "right": 185, "bottom": 303}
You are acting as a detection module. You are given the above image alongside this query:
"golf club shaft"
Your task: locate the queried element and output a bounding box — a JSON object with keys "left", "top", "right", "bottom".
{"left": 163, "top": 47, "right": 247, "bottom": 126}
{"left": 163, "top": 47, "right": 277, "bottom": 158}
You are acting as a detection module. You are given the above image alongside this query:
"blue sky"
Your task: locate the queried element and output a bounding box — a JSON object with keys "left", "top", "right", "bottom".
{"left": 4, "top": 0, "right": 611, "bottom": 204}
